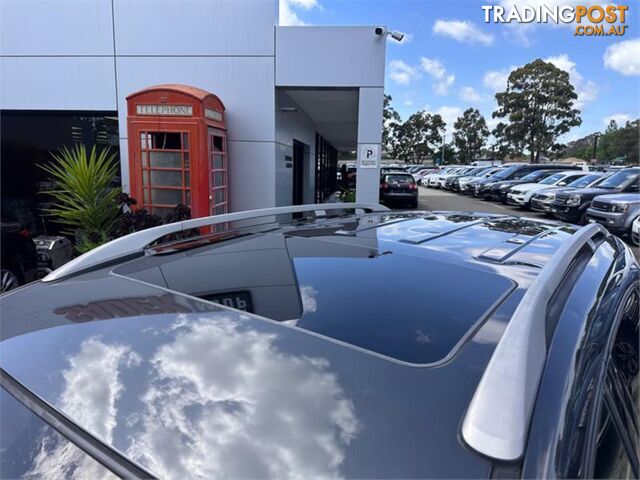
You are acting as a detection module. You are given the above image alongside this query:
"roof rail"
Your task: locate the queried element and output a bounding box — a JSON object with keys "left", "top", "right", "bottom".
{"left": 43, "top": 202, "right": 388, "bottom": 283}
{"left": 461, "top": 222, "right": 608, "bottom": 461}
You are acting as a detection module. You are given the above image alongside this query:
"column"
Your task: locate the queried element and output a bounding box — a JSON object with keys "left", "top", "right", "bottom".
{"left": 355, "top": 87, "right": 384, "bottom": 203}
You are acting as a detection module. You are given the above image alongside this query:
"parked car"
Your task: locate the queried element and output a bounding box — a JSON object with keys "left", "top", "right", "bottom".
{"left": 412, "top": 168, "right": 436, "bottom": 183}
{"left": 506, "top": 171, "right": 590, "bottom": 208}
{"left": 380, "top": 173, "right": 418, "bottom": 208}
{"left": 475, "top": 164, "right": 581, "bottom": 201}
{"left": 552, "top": 167, "right": 640, "bottom": 225}
{"left": 0, "top": 221, "right": 38, "bottom": 293}
{"left": 586, "top": 193, "right": 640, "bottom": 237}
{"left": 632, "top": 216, "right": 640, "bottom": 245}
{"left": 443, "top": 166, "right": 489, "bottom": 191}
{"left": 1, "top": 203, "right": 638, "bottom": 479}
{"left": 530, "top": 173, "right": 609, "bottom": 214}
{"left": 460, "top": 167, "right": 504, "bottom": 194}
{"left": 435, "top": 167, "right": 467, "bottom": 189}
{"left": 427, "top": 166, "right": 461, "bottom": 188}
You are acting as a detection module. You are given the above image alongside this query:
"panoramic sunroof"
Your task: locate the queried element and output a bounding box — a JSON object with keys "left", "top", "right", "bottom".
{"left": 115, "top": 231, "right": 515, "bottom": 365}
{"left": 290, "top": 249, "right": 514, "bottom": 364}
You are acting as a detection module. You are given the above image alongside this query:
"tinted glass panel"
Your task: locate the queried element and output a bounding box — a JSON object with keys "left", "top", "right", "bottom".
{"left": 0, "top": 388, "right": 116, "bottom": 479}
{"left": 599, "top": 169, "right": 639, "bottom": 189}
{"left": 385, "top": 174, "right": 414, "bottom": 183}
{"left": 593, "top": 402, "right": 635, "bottom": 479}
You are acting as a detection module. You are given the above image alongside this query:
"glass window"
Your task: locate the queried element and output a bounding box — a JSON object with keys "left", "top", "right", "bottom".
{"left": 151, "top": 189, "right": 182, "bottom": 205}
{"left": 213, "top": 188, "right": 226, "bottom": 204}
{"left": 149, "top": 170, "right": 183, "bottom": 187}
{"left": 593, "top": 401, "right": 636, "bottom": 479}
{"left": 598, "top": 169, "right": 640, "bottom": 189}
{"left": 213, "top": 154, "right": 224, "bottom": 170}
{"left": 213, "top": 171, "right": 225, "bottom": 187}
{"left": 149, "top": 151, "right": 181, "bottom": 168}
{"left": 0, "top": 388, "right": 116, "bottom": 479}
{"left": 1, "top": 111, "right": 120, "bottom": 235}
{"left": 569, "top": 174, "right": 602, "bottom": 188}
{"left": 540, "top": 173, "right": 565, "bottom": 185}
{"left": 385, "top": 174, "right": 415, "bottom": 183}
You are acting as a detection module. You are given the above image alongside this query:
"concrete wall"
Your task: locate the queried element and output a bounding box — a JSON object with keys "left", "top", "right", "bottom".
{"left": 275, "top": 90, "right": 316, "bottom": 206}
{"left": 0, "top": 0, "right": 279, "bottom": 213}
{"left": 275, "top": 27, "right": 386, "bottom": 88}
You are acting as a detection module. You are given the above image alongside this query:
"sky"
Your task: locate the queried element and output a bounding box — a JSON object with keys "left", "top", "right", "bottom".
{"left": 279, "top": 0, "right": 640, "bottom": 144}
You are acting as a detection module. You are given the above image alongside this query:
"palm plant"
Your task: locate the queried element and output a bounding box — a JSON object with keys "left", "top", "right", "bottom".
{"left": 40, "top": 144, "right": 121, "bottom": 253}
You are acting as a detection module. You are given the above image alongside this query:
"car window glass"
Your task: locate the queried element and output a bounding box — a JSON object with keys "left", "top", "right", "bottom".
{"left": 592, "top": 289, "right": 639, "bottom": 479}
{"left": 598, "top": 170, "right": 639, "bottom": 189}
{"left": 593, "top": 399, "right": 636, "bottom": 479}
{"left": 0, "top": 388, "right": 117, "bottom": 479}
{"left": 385, "top": 174, "right": 414, "bottom": 183}
{"left": 540, "top": 173, "right": 564, "bottom": 185}
{"left": 570, "top": 174, "right": 601, "bottom": 188}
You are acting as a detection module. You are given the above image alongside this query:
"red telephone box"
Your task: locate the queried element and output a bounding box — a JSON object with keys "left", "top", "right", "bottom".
{"left": 126, "top": 84, "right": 228, "bottom": 219}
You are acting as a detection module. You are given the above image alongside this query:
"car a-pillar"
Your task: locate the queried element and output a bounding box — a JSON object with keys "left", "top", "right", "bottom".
{"left": 356, "top": 87, "right": 384, "bottom": 204}
{"left": 126, "top": 84, "right": 228, "bottom": 221}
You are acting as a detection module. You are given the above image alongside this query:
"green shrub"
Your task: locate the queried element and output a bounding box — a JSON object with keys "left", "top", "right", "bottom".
{"left": 40, "top": 144, "right": 121, "bottom": 253}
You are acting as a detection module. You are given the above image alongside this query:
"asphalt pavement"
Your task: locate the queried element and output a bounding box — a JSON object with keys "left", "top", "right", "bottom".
{"left": 414, "top": 185, "right": 640, "bottom": 259}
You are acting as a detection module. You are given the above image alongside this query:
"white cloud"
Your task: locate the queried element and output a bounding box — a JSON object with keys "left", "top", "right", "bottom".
{"left": 425, "top": 105, "right": 463, "bottom": 135}
{"left": 403, "top": 99, "right": 414, "bottom": 107}
{"left": 388, "top": 59, "right": 420, "bottom": 85}
{"left": 544, "top": 54, "right": 598, "bottom": 109}
{"left": 279, "top": 0, "right": 319, "bottom": 26}
{"left": 482, "top": 66, "right": 517, "bottom": 93}
{"left": 26, "top": 337, "right": 136, "bottom": 479}
{"left": 604, "top": 39, "right": 640, "bottom": 76}
{"left": 128, "top": 316, "right": 359, "bottom": 479}
{"left": 420, "top": 57, "right": 455, "bottom": 95}
{"left": 603, "top": 113, "right": 631, "bottom": 127}
{"left": 459, "top": 86, "right": 487, "bottom": 103}
{"left": 433, "top": 19, "right": 494, "bottom": 46}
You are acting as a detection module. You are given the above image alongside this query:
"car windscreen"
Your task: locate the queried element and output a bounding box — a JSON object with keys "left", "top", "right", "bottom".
{"left": 569, "top": 174, "right": 602, "bottom": 188}
{"left": 540, "top": 173, "right": 565, "bottom": 185}
{"left": 520, "top": 169, "right": 552, "bottom": 182}
{"left": 492, "top": 165, "right": 520, "bottom": 179}
{"left": 385, "top": 174, "right": 414, "bottom": 183}
{"left": 597, "top": 169, "right": 639, "bottom": 189}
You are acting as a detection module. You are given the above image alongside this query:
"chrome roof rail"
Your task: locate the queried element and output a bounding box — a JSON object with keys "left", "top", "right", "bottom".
{"left": 461, "top": 223, "right": 608, "bottom": 461}
{"left": 43, "top": 203, "right": 388, "bottom": 282}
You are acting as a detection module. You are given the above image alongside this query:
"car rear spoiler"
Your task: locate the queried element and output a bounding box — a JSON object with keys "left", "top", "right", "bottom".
{"left": 461, "top": 222, "right": 609, "bottom": 461}
{"left": 43, "top": 203, "right": 389, "bottom": 282}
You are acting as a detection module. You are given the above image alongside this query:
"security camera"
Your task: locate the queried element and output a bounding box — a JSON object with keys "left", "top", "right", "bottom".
{"left": 375, "top": 27, "right": 405, "bottom": 42}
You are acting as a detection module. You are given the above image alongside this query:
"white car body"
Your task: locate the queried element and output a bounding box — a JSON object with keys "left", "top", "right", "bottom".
{"left": 632, "top": 216, "right": 640, "bottom": 245}
{"left": 507, "top": 171, "right": 590, "bottom": 207}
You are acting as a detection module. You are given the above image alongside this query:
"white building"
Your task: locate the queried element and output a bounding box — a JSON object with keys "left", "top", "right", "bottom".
{"left": 1, "top": 0, "right": 386, "bottom": 220}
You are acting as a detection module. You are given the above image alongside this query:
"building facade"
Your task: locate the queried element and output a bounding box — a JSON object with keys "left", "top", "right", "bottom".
{"left": 1, "top": 0, "right": 386, "bottom": 222}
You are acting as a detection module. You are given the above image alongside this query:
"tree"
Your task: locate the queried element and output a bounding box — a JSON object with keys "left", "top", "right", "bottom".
{"left": 382, "top": 94, "right": 401, "bottom": 157}
{"left": 493, "top": 59, "right": 582, "bottom": 163}
{"left": 453, "top": 108, "right": 489, "bottom": 164}
{"left": 392, "top": 111, "right": 445, "bottom": 164}
{"left": 490, "top": 122, "right": 519, "bottom": 159}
